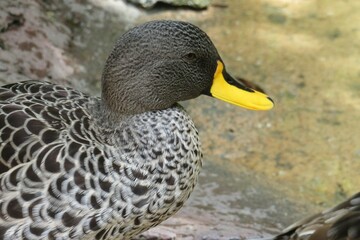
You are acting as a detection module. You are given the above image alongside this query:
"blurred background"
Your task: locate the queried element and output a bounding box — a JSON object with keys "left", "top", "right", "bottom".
{"left": 0, "top": 0, "right": 359, "bottom": 239}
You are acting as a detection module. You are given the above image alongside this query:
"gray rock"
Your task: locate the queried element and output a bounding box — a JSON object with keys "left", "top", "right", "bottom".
{"left": 128, "top": 0, "right": 211, "bottom": 9}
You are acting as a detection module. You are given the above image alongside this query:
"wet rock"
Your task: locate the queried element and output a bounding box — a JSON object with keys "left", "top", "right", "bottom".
{"left": 89, "top": 0, "right": 141, "bottom": 22}
{"left": 0, "top": 0, "right": 75, "bottom": 85}
{"left": 128, "top": 0, "right": 211, "bottom": 9}
{"left": 0, "top": 61, "right": 8, "bottom": 72}
{"left": 135, "top": 226, "right": 177, "bottom": 239}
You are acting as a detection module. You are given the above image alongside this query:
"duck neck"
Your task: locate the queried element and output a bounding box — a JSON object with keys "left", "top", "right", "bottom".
{"left": 87, "top": 97, "right": 132, "bottom": 129}
{"left": 101, "top": 79, "right": 145, "bottom": 116}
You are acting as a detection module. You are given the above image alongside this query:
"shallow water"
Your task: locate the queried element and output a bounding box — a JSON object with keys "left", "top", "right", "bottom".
{"left": 64, "top": 0, "right": 360, "bottom": 238}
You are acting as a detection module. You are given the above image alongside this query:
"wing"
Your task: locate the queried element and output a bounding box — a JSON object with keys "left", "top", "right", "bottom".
{"left": 0, "top": 80, "right": 88, "bottom": 173}
{"left": 0, "top": 80, "right": 109, "bottom": 239}
{"left": 275, "top": 192, "right": 360, "bottom": 240}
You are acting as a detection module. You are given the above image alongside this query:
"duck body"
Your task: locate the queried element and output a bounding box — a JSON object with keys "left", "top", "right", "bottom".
{"left": 0, "top": 81, "right": 201, "bottom": 239}
{"left": 0, "top": 20, "right": 273, "bottom": 239}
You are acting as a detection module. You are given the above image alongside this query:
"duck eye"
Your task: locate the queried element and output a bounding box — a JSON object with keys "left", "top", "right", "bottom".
{"left": 184, "top": 52, "right": 197, "bottom": 61}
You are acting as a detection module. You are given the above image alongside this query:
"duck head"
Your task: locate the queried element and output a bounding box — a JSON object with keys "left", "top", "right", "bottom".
{"left": 101, "top": 20, "right": 273, "bottom": 115}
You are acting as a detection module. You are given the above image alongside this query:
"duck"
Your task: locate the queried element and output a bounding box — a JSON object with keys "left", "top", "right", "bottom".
{"left": 0, "top": 20, "right": 273, "bottom": 239}
{"left": 274, "top": 192, "right": 360, "bottom": 240}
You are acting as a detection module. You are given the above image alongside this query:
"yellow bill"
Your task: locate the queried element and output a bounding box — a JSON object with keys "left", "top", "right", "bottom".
{"left": 210, "top": 61, "right": 274, "bottom": 110}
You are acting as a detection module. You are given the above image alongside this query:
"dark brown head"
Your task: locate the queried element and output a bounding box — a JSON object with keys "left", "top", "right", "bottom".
{"left": 101, "top": 20, "right": 273, "bottom": 115}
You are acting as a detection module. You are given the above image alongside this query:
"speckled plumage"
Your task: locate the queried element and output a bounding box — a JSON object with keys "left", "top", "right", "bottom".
{"left": 0, "top": 80, "right": 201, "bottom": 239}
{"left": 0, "top": 20, "right": 274, "bottom": 240}
{"left": 275, "top": 192, "right": 360, "bottom": 240}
